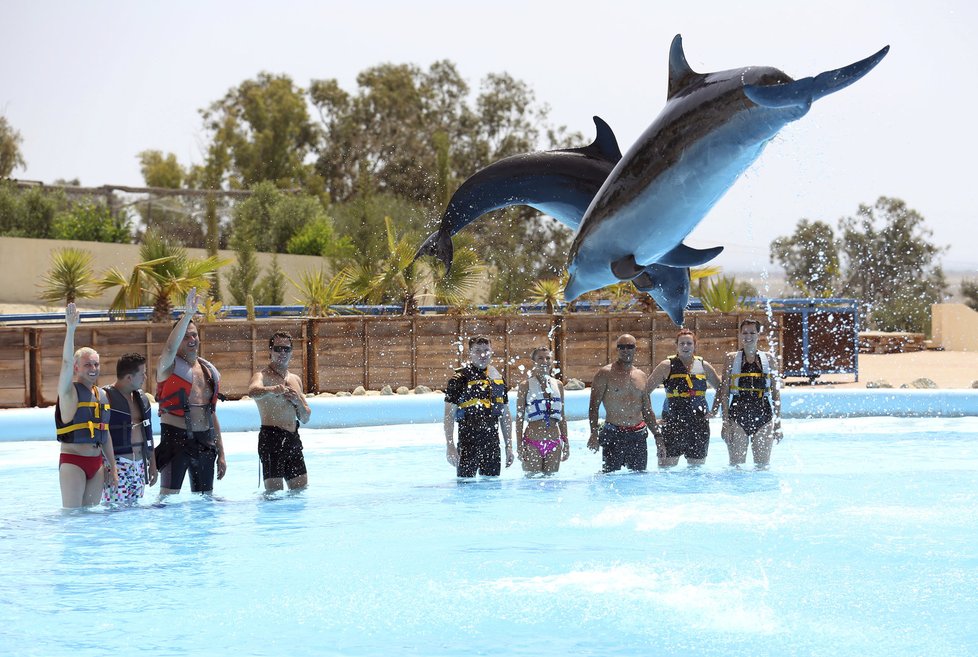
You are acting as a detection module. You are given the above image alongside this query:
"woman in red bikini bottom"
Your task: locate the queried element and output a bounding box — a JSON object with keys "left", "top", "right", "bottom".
{"left": 515, "top": 346, "right": 569, "bottom": 475}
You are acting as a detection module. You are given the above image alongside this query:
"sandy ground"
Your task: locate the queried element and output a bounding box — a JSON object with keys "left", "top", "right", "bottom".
{"left": 792, "top": 350, "right": 978, "bottom": 389}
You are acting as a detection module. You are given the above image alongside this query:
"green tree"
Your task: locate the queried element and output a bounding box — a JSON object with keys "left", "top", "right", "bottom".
{"left": 0, "top": 116, "right": 27, "bottom": 178}
{"left": 226, "top": 242, "right": 261, "bottom": 305}
{"left": 769, "top": 219, "right": 840, "bottom": 297}
{"left": 135, "top": 150, "right": 205, "bottom": 246}
{"left": 285, "top": 214, "right": 354, "bottom": 259}
{"left": 839, "top": 197, "right": 947, "bottom": 332}
{"left": 256, "top": 255, "right": 286, "bottom": 305}
{"left": 229, "top": 182, "right": 330, "bottom": 254}
{"left": 52, "top": 200, "right": 132, "bottom": 243}
{"left": 0, "top": 182, "right": 61, "bottom": 237}
{"left": 38, "top": 247, "right": 99, "bottom": 304}
{"left": 962, "top": 279, "right": 978, "bottom": 312}
{"left": 199, "top": 73, "right": 322, "bottom": 192}
{"left": 98, "top": 232, "right": 230, "bottom": 321}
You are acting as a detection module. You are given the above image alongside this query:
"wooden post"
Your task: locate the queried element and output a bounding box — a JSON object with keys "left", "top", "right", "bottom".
{"left": 306, "top": 318, "right": 319, "bottom": 394}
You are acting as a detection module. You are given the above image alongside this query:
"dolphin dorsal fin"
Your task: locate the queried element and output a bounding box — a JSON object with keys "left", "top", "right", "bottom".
{"left": 571, "top": 116, "right": 622, "bottom": 163}
{"left": 668, "top": 34, "right": 702, "bottom": 99}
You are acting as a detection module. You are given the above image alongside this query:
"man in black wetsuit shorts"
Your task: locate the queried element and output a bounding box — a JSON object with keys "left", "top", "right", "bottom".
{"left": 444, "top": 336, "right": 514, "bottom": 478}
{"left": 248, "top": 331, "right": 312, "bottom": 492}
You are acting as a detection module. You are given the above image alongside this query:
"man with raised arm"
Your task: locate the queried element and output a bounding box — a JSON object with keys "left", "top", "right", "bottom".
{"left": 55, "top": 302, "right": 118, "bottom": 508}
{"left": 248, "top": 331, "right": 311, "bottom": 492}
{"left": 587, "top": 333, "right": 659, "bottom": 473}
{"left": 155, "top": 288, "right": 226, "bottom": 494}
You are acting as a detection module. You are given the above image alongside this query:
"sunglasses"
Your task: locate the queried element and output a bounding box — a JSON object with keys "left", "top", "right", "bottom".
{"left": 271, "top": 345, "right": 292, "bottom": 353}
{"left": 617, "top": 344, "right": 636, "bottom": 350}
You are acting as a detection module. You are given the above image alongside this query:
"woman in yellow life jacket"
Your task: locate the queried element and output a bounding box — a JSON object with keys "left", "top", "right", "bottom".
{"left": 718, "top": 318, "right": 783, "bottom": 467}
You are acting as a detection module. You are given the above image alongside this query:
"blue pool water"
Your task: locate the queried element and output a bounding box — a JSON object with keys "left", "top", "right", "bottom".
{"left": 1, "top": 416, "right": 976, "bottom": 656}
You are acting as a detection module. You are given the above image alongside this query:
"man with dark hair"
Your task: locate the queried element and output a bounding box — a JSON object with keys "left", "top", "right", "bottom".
{"left": 155, "top": 288, "right": 226, "bottom": 495}
{"left": 646, "top": 329, "right": 722, "bottom": 467}
{"left": 102, "top": 352, "right": 157, "bottom": 505}
{"left": 444, "top": 335, "right": 514, "bottom": 477}
{"left": 248, "top": 330, "right": 311, "bottom": 492}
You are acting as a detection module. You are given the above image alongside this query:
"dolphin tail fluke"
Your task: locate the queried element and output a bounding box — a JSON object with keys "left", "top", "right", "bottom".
{"left": 414, "top": 229, "right": 455, "bottom": 275}
{"left": 656, "top": 243, "right": 724, "bottom": 268}
{"left": 745, "top": 45, "right": 890, "bottom": 109}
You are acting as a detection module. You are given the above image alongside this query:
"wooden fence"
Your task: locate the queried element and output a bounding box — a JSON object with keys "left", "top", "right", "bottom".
{"left": 0, "top": 312, "right": 794, "bottom": 408}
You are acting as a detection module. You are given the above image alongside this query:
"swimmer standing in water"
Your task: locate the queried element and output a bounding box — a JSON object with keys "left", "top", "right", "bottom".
{"left": 248, "top": 331, "right": 311, "bottom": 492}
{"left": 515, "top": 346, "right": 568, "bottom": 475}
{"left": 718, "top": 318, "right": 783, "bottom": 468}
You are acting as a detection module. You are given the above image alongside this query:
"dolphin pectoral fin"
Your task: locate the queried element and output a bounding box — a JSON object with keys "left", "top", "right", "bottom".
{"left": 413, "top": 229, "right": 455, "bottom": 275}
{"left": 657, "top": 243, "right": 724, "bottom": 268}
{"left": 744, "top": 45, "right": 890, "bottom": 108}
{"left": 610, "top": 254, "right": 647, "bottom": 281}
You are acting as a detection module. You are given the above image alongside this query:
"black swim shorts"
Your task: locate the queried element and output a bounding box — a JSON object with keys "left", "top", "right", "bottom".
{"left": 258, "top": 425, "right": 307, "bottom": 481}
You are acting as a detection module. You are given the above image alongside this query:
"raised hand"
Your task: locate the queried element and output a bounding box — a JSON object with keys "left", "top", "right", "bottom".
{"left": 65, "top": 302, "right": 80, "bottom": 329}
{"left": 183, "top": 288, "right": 200, "bottom": 316}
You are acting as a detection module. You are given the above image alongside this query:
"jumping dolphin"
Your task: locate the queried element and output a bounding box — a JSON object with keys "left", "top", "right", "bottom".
{"left": 414, "top": 116, "right": 693, "bottom": 323}
{"left": 564, "top": 35, "right": 890, "bottom": 308}
{"left": 415, "top": 116, "right": 622, "bottom": 273}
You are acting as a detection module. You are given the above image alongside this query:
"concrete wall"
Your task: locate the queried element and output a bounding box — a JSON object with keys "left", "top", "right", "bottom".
{"left": 931, "top": 303, "right": 978, "bottom": 351}
{"left": 0, "top": 236, "right": 324, "bottom": 308}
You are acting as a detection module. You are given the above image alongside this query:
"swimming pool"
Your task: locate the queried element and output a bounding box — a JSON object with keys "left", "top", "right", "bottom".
{"left": 1, "top": 415, "right": 976, "bottom": 656}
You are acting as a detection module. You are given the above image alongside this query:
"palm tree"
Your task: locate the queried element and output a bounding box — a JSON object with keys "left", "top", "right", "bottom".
{"left": 527, "top": 276, "right": 564, "bottom": 315}
{"left": 38, "top": 247, "right": 99, "bottom": 305}
{"left": 98, "top": 232, "right": 231, "bottom": 321}
{"left": 351, "top": 216, "right": 486, "bottom": 315}
{"left": 287, "top": 268, "right": 353, "bottom": 317}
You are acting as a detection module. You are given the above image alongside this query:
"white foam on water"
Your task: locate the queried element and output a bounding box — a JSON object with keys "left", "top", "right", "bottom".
{"left": 490, "top": 563, "right": 778, "bottom": 633}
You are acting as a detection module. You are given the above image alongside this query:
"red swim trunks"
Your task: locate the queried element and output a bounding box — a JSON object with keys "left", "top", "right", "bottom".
{"left": 59, "top": 453, "right": 103, "bottom": 480}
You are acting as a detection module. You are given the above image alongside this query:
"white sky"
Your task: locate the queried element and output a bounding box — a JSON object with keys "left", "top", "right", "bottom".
{"left": 2, "top": 0, "right": 975, "bottom": 273}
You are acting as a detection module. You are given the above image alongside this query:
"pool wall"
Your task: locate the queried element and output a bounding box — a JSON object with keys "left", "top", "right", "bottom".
{"left": 4, "top": 388, "right": 978, "bottom": 442}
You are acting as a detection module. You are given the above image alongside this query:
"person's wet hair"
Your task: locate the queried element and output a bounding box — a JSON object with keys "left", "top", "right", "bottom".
{"left": 116, "top": 352, "right": 146, "bottom": 379}
{"left": 468, "top": 335, "right": 491, "bottom": 348}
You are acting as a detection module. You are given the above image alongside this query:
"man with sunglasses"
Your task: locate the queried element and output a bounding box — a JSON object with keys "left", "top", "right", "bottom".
{"left": 587, "top": 334, "right": 659, "bottom": 472}
{"left": 248, "top": 331, "right": 311, "bottom": 492}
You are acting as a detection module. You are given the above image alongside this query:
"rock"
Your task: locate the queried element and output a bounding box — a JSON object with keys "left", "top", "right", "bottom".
{"left": 335, "top": 391, "right": 352, "bottom": 397}
{"left": 865, "top": 379, "right": 893, "bottom": 389}
{"left": 352, "top": 386, "right": 366, "bottom": 396}
{"left": 316, "top": 391, "right": 335, "bottom": 397}
{"left": 909, "top": 378, "right": 938, "bottom": 389}
{"left": 564, "top": 378, "right": 586, "bottom": 391}
{"left": 380, "top": 385, "right": 394, "bottom": 395}
{"left": 366, "top": 390, "right": 382, "bottom": 396}
{"left": 414, "top": 385, "right": 432, "bottom": 394}
{"left": 972, "top": 380, "right": 978, "bottom": 389}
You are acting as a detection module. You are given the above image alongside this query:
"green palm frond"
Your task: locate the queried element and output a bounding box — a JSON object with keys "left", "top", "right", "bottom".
{"left": 38, "top": 248, "right": 99, "bottom": 305}
{"left": 287, "top": 268, "right": 352, "bottom": 317}
{"left": 527, "top": 277, "right": 564, "bottom": 314}
{"left": 434, "top": 243, "right": 486, "bottom": 307}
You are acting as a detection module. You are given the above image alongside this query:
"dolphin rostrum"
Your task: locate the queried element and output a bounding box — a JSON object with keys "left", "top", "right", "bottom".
{"left": 564, "top": 35, "right": 890, "bottom": 310}
{"left": 414, "top": 116, "right": 693, "bottom": 323}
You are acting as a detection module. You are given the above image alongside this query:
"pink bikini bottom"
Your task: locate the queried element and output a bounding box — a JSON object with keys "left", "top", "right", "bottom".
{"left": 525, "top": 438, "right": 562, "bottom": 458}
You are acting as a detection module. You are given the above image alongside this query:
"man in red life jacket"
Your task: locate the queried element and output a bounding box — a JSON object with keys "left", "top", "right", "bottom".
{"left": 155, "top": 288, "right": 227, "bottom": 494}
{"left": 56, "top": 302, "right": 118, "bottom": 508}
